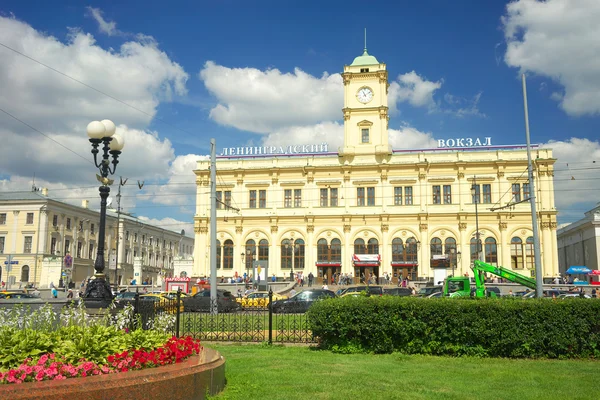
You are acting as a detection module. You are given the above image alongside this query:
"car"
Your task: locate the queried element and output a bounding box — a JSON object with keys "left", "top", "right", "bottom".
{"left": 159, "top": 291, "right": 190, "bottom": 301}
{"left": 238, "top": 291, "right": 287, "bottom": 309}
{"left": 427, "top": 292, "right": 443, "bottom": 298}
{"left": 469, "top": 287, "right": 502, "bottom": 297}
{"left": 339, "top": 291, "right": 365, "bottom": 299}
{"left": 186, "top": 289, "right": 241, "bottom": 313}
{"left": 139, "top": 294, "right": 185, "bottom": 314}
{"left": 271, "top": 289, "right": 336, "bottom": 314}
{"left": 416, "top": 286, "right": 442, "bottom": 297}
{"left": 337, "top": 285, "right": 384, "bottom": 297}
{"left": 0, "top": 292, "right": 37, "bottom": 300}
{"left": 522, "top": 289, "right": 566, "bottom": 299}
{"left": 558, "top": 293, "right": 592, "bottom": 299}
{"left": 383, "top": 287, "right": 414, "bottom": 297}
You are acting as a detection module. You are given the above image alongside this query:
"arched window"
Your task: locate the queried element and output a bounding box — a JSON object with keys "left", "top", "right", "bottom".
{"left": 354, "top": 238, "right": 366, "bottom": 254}
{"left": 216, "top": 239, "right": 222, "bottom": 269}
{"left": 392, "top": 238, "right": 404, "bottom": 262}
{"left": 281, "top": 239, "right": 292, "bottom": 269}
{"left": 470, "top": 237, "right": 479, "bottom": 262}
{"left": 367, "top": 238, "right": 379, "bottom": 255}
{"left": 525, "top": 237, "right": 534, "bottom": 269}
{"left": 511, "top": 237, "right": 524, "bottom": 269}
{"left": 281, "top": 238, "right": 304, "bottom": 270}
{"left": 295, "top": 239, "right": 305, "bottom": 269}
{"left": 245, "top": 239, "right": 256, "bottom": 272}
{"left": 444, "top": 237, "right": 456, "bottom": 255}
{"left": 317, "top": 239, "right": 328, "bottom": 261}
{"left": 430, "top": 237, "right": 442, "bottom": 256}
{"left": 258, "top": 239, "right": 269, "bottom": 262}
{"left": 223, "top": 240, "right": 233, "bottom": 269}
{"left": 406, "top": 237, "right": 418, "bottom": 263}
{"left": 485, "top": 237, "right": 497, "bottom": 265}
{"left": 331, "top": 239, "right": 341, "bottom": 262}
{"left": 21, "top": 265, "right": 30, "bottom": 283}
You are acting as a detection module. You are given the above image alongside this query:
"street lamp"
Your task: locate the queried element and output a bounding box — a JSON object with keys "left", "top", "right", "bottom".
{"left": 471, "top": 178, "right": 481, "bottom": 262}
{"left": 285, "top": 240, "right": 299, "bottom": 282}
{"left": 449, "top": 248, "right": 461, "bottom": 277}
{"left": 83, "top": 120, "right": 124, "bottom": 302}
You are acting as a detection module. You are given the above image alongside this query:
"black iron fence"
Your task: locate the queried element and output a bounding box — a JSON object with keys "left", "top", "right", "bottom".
{"left": 131, "top": 289, "right": 315, "bottom": 344}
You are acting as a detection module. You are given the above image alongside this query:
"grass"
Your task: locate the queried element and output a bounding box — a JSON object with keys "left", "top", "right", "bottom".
{"left": 207, "top": 343, "right": 598, "bottom": 400}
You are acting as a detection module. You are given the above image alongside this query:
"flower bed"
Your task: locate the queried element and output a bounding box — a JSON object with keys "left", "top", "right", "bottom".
{"left": 0, "top": 336, "right": 201, "bottom": 384}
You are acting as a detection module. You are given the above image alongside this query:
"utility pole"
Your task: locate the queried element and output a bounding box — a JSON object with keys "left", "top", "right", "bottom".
{"left": 210, "top": 139, "right": 217, "bottom": 315}
{"left": 113, "top": 177, "right": 127, "bottom": 291}
{"left": 522, "top": 74, "right": 544, "bottom": 298}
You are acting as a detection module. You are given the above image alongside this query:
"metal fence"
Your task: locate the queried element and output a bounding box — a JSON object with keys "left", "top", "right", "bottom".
{"left": 131, "top": 290, "right": 315, "bottom": 344}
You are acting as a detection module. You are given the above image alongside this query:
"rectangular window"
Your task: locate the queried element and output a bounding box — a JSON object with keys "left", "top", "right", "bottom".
{"left": 512, "top": 183, "right": 521, "bottom": 202}
{"left": 361, "top": 128, "right": 369, "bottom": 143}
{"left": 125, "top": 231, "right": 129, "bottom": 240}
{"left": 51, "top": 237, "right": 57, "bottom": 254}
{"left": 0, "top": 213, "right": 6, "bottom": 225}
{"left": 522, "top": 183, "right": 530, "bottom": 200}
{"left": 443, "top": 185, "right": 452, "bottom": 204}
{"left": 259, "top": 190, "right": 267, "bottom": 208}
{"left": 249, "top": 190, "right": 257, "bottom": 208}
{"left": 134, "top": 233, "right": 137, "bottom": 243}
{"left": 24, "top": 236, "right": 32, "bottom": 253}
{"left": 0, "top": 237, "right": 4, "bottom": 254}
{"left": 394, "top": 187, "right": 403, "bottom": 205}
{"left": 77, "top": 242, "right": 83, "bottom": 258}
{"left": 224, "top": 190, "right": 231, "bottom": 207}
{"left": 357, "top": 187, "right": 365, "bottom": 206}
{"left": 482, "top": 184, "right": 492, "bottom": 204}
{"left": 294, "top": 189, "right": 302, "bottom": 208}
{"left": 330, "top": 188, "right": 338, "bottom": 207}
{"left": 91, "top": 224, "right": 95, "bottom": 234}
{"left": 66, "top": 218, "right": 71, "bottom": 230}
{"left": 405, "top": 187, "right": 413, "bottom": 205}
{"left": 89, "top": 243, "right": 94, "bottom": 259}
{"left": 432, "top": 185, "right": 441, "bottom": 204}
{"left": 216, "top": 191, "right": 222, "bottom": 209}
{"left": 53, "top": 215, "right": 58, "bottom": 227}
{"left": 65, "top": 239, "right": 70, "bottom": 254}
{"left": 472, "top": 184, "right": 481, "bottom": 203}
{"left": 284, "top": 189, "right": 292, "bottom": 208}
{"left": 367, "top": 187, "right": 375, "bottom": 206}
{"left": 320, "top": 188, "right": 328, "bottom": 207}
{"left": 26, "top": 212, "right": 34, "bottom": 224}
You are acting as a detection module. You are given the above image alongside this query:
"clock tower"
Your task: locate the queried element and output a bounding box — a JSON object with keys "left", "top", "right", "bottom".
{"left": 339, "top": 47, "right": 391, "bottom": 157}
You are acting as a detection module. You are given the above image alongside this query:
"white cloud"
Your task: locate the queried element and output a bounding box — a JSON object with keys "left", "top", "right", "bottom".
{"left": 443, "top": 92, "right": 486, "bottom": 118}
{"left": 147, "top": 154, "right": 208, "bottom": 208}
{"left": 389, "top": 71, "right": 442, "bottom": 110}
{"left": 262, "top": 122, "right": 344, "bottom": 150}
{"left": 543, "top": 137, "right": 600, "bottom": 221}
{"left": 0, "top": 15, "right": 189, "bottom": 212}
{"left": 389, "top": 125, "right": 438, "bottom": 149}
{"left": 86, "top": 7, "right": 118, "bottom": 36}
{"left": 137, "top": 216, "right": 194, "bottom": 238}
{"left": 199, "top": 61, "right": 343, "bottom": 133}
{"left": 502, "top": 0, "right": 600, "bottom": 116}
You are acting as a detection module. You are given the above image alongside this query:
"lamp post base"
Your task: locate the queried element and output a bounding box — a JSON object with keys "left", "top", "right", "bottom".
{"left": 82, "top": 274, "right": 114, "bottom": 305}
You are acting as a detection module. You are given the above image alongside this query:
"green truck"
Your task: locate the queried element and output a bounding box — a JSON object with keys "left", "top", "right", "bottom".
{"left": 442, "top": 260, "right": 537, "bottom": 298}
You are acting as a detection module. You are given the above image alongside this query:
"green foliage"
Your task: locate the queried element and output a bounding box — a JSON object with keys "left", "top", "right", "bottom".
{"left": 307, "top": 296, "right": 600, "bottom": 358}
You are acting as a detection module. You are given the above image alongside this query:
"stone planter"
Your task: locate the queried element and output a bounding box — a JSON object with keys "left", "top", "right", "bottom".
{"left": 2, "top": 348, "right": 225, "bottom": 400}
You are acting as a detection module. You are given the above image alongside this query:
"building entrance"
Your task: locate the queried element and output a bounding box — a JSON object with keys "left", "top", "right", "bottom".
{"left": 317, "top": 266, "right": 341, "bottom": 285}
{"left": 354, "top": 266, "right": 380, "bottom": 284}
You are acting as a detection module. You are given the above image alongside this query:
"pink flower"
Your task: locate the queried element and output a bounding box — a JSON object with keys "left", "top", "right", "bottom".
{"left": 54, "top": 375, "right": 66, "bottom": 380}
{"left": 38, "top": 354, "right": 49, "bottom": 365}
{"left": 36, "top": 371, "right": 45, "bottom": 381}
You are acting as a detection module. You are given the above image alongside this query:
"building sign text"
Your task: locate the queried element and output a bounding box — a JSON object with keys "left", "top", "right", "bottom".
{"left": 221, "top": 142, "right": 329, "bottom": 157}
{"left": 437, "top": 137, "right": 492, "bottom": 148}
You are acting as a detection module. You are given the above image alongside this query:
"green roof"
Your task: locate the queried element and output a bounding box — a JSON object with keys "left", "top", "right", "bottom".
{"left": 350, "top": 49, "right": 379, "bottom": 66}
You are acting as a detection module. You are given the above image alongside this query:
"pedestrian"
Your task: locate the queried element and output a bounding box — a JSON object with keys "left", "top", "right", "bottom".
{"left": 51, "top": 286, "right": 58, "bottom": 299}
{"left": 67, "top": 289, "right": 74, "bottom": 299}
{"left": 308, "top": 272, "right": 314, "bottom": 287}
{"left": 31, "top": 287, "right": 41, "bottom": 297}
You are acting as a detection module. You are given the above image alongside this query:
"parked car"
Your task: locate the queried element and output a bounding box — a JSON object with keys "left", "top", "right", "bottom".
{"left": 416, "top": 286, "right": 442, "bottom": 297}
{"left": 469, "top": 287, "right": 502, "bottom": 297}
{"left": 237, "top": 291, "right": 287, "bottom": 309}
{"left": 186, "top": 289, "right": 241, "bottom": 313}
{"left": 427, "top": 292, "right": 443, "bottom": 298}
{"left": 271, "top": 289, "right": 336, "bottom": 313}
{"left": 383, "top": 287, "right": 413, "bottom": 297}
{"left": 0, "top": 292, "right": 37, "bottom": 300}
{"left": 522, "top": 289, "right": 566, "bottom": 299}
{"left": 558, "top": 293, "right": 592, "bottom": 299}
{"left": 337, "top": 285, "right": 383, "bottom": 297}
{"left": 139, "top": 294, "right": 184, "bottom": 314}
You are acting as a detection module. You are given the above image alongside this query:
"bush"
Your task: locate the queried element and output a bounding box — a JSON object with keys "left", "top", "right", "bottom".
{"left": 307, "top": 296, "right": 600, "bottom": 358}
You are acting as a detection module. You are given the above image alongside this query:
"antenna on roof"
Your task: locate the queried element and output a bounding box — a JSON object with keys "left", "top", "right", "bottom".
{"left": 31, "top": 173, "right": 40, "bottom": 192}
{"left": 364, "top": 28, "right": 367, "bottom": 52}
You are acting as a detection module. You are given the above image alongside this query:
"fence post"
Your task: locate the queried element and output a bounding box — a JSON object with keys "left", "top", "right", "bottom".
{"left": 134, "top": 291, "right": 140, "bottom": 330}
{"left": 176, "top": 288, "right": 181, "bottom": 338}
{"left": 268, "top": 288, "right": 273, "bottom": 345}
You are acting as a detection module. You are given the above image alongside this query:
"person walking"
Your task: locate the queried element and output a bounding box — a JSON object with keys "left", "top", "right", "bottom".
{"left": 308, "top": 272, "right": 314, "bottom": 287}
{"left": 51, "top": 286, "right": 58, "bottom": 299}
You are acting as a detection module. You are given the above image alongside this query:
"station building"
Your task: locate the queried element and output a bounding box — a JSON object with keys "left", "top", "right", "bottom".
{"left": 193, "top": 48, "right": 559, "bottom": 283}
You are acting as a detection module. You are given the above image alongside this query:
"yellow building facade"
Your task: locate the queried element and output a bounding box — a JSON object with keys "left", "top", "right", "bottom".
{"left": 193, "top": 49, "right": 559, "bottom": 283}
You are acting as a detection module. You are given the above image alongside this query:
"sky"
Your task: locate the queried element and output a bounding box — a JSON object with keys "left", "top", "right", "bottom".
{"left": 0, "top": 0, "right": 599, "bottom": 235}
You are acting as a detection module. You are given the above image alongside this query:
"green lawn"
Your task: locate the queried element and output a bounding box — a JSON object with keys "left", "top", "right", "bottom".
{"left": 208, "top": 344, "right": 598, "bottom": 400}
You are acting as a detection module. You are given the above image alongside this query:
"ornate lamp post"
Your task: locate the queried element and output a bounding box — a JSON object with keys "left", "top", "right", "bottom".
{"left": 449, "top": 248, "right": 461, "bottom": 277}
{"left": 285, "top": 240, "right": 299, "bottom": 282}
{"left": 83, "top": 120, "right": 124, "bottom": 302}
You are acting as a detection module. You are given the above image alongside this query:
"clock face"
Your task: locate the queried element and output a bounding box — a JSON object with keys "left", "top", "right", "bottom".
{"left": 357, "top": 87, "right": 373, "bottom": 104}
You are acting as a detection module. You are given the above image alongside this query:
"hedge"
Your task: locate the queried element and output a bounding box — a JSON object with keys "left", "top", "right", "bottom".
{"left": 307, "top": 296, "right": 600, "bottom": 358}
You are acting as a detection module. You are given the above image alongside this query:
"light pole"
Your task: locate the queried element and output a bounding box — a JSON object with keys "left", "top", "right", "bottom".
{"left": 471, "top": 178, "right": 481, "bottom": 263}
{"left": 450, "top": 248, "right": 461, "bottom": 277}
{"left": 83, "top": 120, "right": 124, "bottom": 302}
{"left": 285, "top": 240, "right": 299, "bottom": 282}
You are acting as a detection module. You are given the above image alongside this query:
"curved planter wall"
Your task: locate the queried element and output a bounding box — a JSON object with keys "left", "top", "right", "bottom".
{"left": 2, "top": 348, "right": 225, "bottom": 400}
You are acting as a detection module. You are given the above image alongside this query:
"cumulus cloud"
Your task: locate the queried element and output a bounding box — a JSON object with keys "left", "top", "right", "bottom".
{"left": 389, "top": 125, "right": 438, "bottom": 149}
{"left": 389, "top": 71, "right": 442, "bottom": 111}
{"left": 86, "top": 7, "right": 118, "bottom": 36}
{"left": 0, "top": 14, "right": 190, "bottom": 212}
{"left": 199, "top": 61, "right": 343, "bottom": 133}
{"left": 262, "top": 122, "right": 344, "bottom": 150}
{"left": 502, "top": 0, "right": 600, "bottom": 116}
{"left": 137, "top": 216, "right": 194, "bottom": 239}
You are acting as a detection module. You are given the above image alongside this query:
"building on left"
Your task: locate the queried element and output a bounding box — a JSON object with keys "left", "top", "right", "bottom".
{"left": 0, "top": 188, "right": 194, "bottom": 289}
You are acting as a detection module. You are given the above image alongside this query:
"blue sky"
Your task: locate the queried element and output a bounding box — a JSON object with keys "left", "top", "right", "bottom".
{"left": 0, "top": 0, "right": 599, "bottom": 233}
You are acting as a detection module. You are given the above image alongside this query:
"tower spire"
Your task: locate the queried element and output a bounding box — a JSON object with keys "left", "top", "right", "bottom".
{"left": 364, "top": 28, "right": 367, "bottom": 52}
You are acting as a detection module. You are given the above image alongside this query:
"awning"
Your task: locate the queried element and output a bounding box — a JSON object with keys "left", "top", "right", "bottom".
{"left": 315, "top": 262, "right": 342, "bottom": 267}
{"left": 352, "top": 254, "right": 380, "bottom": 266}
{"left": 588, "top": 270, "right": 600, "bottom": 276}
{"left": 391, "top": 262, "right": 418, "bottom": 267}
{"left": 566, "top": 266, "right": 592, "bottom": 274}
